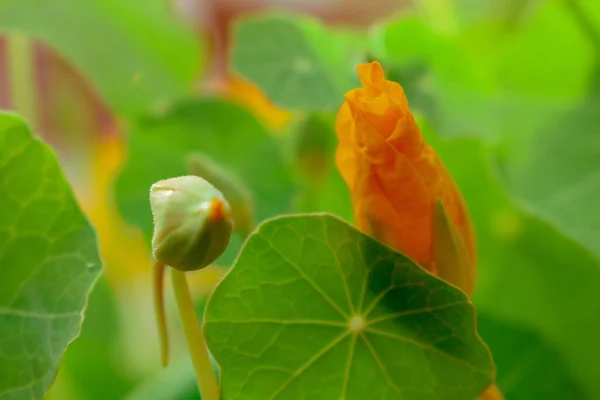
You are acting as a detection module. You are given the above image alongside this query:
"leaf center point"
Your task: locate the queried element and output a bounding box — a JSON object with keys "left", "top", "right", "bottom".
{"left": 348, "top": 315, "right": 366, "bottom": 333}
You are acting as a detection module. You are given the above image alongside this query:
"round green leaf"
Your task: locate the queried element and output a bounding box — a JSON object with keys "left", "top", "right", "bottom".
{"left": 0, "top": 113, "right": 102, "bottom": 399}
{"left": 205, "top": 214, "right": 494, "bottom": 399}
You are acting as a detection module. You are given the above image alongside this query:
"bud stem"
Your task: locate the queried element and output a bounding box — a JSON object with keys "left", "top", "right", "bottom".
{"left": 171, "top": 268, "right": 220, "bottom": 400}
{"left": 153, "top": 261, "right": 169, "bottom": 366}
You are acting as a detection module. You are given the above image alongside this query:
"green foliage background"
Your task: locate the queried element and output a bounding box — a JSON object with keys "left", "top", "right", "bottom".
{"left": 1, "top": 0, "right": 599, "bottom": 399}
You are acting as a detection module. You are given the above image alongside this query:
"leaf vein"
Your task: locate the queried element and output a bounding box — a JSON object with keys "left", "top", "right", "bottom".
{"left": 366, "top": 328, "right": 490, "bottom": 376}
{"left": 269, "top": 332, "right": 350, "bottom": 400}
{"left": 265, "top": 236, "right": 349, "bottom": 319}
{"left": 367, "top": 301, "right": 469, "bottom": 325}
{"left": 360, "top": 333, "right": 403, "bottom": 398}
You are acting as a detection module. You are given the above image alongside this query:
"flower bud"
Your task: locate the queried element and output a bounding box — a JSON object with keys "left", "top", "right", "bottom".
{"left": 150, "top": 176, "right": 233, "bottom": 271}
{"left": 335, "top": 61, "right": 476, "bottom": 276}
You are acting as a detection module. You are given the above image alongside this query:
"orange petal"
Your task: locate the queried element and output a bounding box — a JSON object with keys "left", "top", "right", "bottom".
{"left": 335, "top": 61, "right": 476, "bottom": 275}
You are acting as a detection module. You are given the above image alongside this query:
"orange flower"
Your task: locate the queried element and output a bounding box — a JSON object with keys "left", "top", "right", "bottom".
{"left": 335, "top": 61, "right": 476, "bottom": 292}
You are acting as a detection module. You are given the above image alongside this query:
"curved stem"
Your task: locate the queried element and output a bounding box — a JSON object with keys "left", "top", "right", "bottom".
{"left": 153, "top": 261, "right": 169, "bottom": 366}
{"left": 171, "top": 269, "right": 220, "bottom": 400}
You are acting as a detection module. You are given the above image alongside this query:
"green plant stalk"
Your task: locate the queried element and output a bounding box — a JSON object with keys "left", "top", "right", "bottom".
{"left": 153, "top": 261, "right": 169, "bottom": 366}
{"left": 7, "top": 33, "right": 37, "bottom": 129}
{"left": 171, "top": 268, "right": 220, "bottom": 400}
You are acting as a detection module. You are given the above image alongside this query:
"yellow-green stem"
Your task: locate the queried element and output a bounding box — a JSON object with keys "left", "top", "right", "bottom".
{"left": 171, "top": 269, "right": 219, "bottom": 400}
{"left": 153, "top": 261, "right": 169, "bottom": 367}
{"left": 7, "top": 34, "right": 37, "bottom": 129}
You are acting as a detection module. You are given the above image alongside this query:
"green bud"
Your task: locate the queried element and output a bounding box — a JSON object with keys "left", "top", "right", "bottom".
{"left": 150, "top": 176, "right": 233, "bottom": 271}
{"left": 186, "top": 153, "right": 254, "bottom": 236}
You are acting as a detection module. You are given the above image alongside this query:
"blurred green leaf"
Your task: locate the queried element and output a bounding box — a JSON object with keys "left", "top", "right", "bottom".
{"left": 0, "top": 0, "right": 201, "bottom": 115}
{"left": 114, "top": 98, "right": 296, "bottom": 265}
{"left": 497, "top": 96, "right": 600, "bottom": 261}
{"left": 293, "top": 114, "right": 336, "bottom": 180}
{"left": 420, "top": 121, "right": 600, "bottom": 398}
{"left": 0, "top": 113, "right": 102, "bottom": 399}
{"left": 205, "top": 214, "right": 494, "bottom": 399}
{"left": 371, "top": 1, "right": 594, "bottom": 142}
{"left": 290, "top": 114, "right": 352, "bottom": 222}
{"left": 451, "top": 0, "right": 539, "bottom": 29}
{"left": 125, "top": 356, "right": 200, "bottom": 400}
{"left": 465, "top": 1, "right": 593, "bottom": 99}
{"left": 478, "top": 313, "right": 586, "bottom": 400}
{"left": 123, "top": 293, "right": 217, "bottom": 400}
{"left": 368, "top": 15, "right": 497, "bottom": 140}
{"left": 46, "top": 278, "right": 135, "bottom": 400}
{"left": 231, "top": 14, "right": 362, "bottom": 111}
{"left": 496, "top": 2, "right": 600, "bottom": 259}
{"left": 472, "top": 0, "right": 594, "bottom": 136}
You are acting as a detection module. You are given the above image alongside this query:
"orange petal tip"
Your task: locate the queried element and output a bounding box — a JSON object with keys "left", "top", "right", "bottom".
{"left": 208, "top": 198, "right": 227, "bottom": 222}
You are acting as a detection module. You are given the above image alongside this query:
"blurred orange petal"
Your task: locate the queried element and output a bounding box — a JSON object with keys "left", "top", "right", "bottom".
{"left": 224, "top": 76, "right": 292, "bottom": 132}
{"left": 80, "top": 134, "right": 151, "bottom": 286}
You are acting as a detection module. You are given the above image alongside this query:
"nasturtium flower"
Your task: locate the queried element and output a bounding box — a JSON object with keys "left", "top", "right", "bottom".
{"left": 335, "top": 61, "right": 477, "bottom": 293}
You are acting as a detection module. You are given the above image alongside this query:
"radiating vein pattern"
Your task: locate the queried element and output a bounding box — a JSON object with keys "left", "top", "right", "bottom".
{"left": 205, "top": 215, "right": 494, "bottom": 399}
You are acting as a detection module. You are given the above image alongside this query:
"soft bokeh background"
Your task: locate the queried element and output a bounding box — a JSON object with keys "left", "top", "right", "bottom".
{"left": 1, "top": 0, "right": 599, "bottom": 399}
